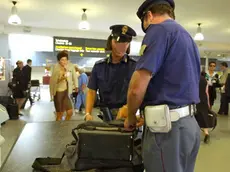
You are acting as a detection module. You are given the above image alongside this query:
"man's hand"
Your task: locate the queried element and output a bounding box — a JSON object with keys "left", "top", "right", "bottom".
{"left": 124, "top": 116, "right": 137, "bottom": 131}
{"left": 85, "top": 114, "right": 93, "bottom": 121}
{"left": 116, "top": 105, "right": 128, "bottom": 119}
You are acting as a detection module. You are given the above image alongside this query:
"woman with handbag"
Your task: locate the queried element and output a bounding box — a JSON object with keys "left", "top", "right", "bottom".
{"left": 12, "top": 60, "right": 27, "bottom": 115}
{"left": 195, "top": 71, "right": 211, "bottom": 144}
{"left": 50, "top": 51, "right": 78, "bottom": 121}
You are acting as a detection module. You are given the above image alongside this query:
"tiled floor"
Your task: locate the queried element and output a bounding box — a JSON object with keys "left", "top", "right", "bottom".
{"left": 1, "top": 86, "right": 230, "bottom": 171}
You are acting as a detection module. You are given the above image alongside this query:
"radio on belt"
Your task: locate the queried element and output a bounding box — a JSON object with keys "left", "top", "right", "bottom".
{"left": 144, "top": 105, "right": 173, "bottom": 133}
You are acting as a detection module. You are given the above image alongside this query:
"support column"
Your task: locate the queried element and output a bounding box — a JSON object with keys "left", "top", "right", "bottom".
{"left": 205, "top": 56, "right": 209, "bottom": 72}
{"left": 0, "top": 34, "right": 10, "bottom": 96}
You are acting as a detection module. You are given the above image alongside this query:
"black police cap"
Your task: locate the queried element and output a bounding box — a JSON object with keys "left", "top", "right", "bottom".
{"left": 110, "top": 25, "right": 137, "bottom": 38}
{"left": 137, "top": 0, "right": 175, "bottom": 19}
{"left": 109, "top": 25, "right": 136, "bottom": 43}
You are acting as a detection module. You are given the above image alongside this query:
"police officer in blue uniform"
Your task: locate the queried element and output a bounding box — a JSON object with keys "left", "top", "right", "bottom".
{"left": 85, "top": 25, "right": 137, "bottom": 121}
{"left": 124, "top": 0, "right": 201, "bottom": 171}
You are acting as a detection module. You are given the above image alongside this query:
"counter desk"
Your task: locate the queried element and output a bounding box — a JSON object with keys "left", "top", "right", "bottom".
{"left": 0, "top": 121, "right": 81, "bottom": 172}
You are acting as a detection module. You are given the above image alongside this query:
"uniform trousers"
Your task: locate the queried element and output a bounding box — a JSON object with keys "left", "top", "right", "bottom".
{"left": 143, "top": 115, "right": 200, "bottom": 172}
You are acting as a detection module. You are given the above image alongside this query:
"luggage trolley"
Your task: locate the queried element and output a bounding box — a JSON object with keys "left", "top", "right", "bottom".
{"left": 30, "top": 80, "right": 41, "bottom": 101}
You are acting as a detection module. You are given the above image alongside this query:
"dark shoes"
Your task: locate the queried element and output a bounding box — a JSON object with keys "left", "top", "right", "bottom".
{"left": 204, "top": 134, "right": 210, "bottom": 144}
{"left": 218, "top": 112, "right": 228, "bottom": 116}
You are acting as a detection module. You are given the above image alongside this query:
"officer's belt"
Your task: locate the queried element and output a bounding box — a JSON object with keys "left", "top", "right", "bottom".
{"left": 170, "top": 105, "right": 194, "bottom": 122}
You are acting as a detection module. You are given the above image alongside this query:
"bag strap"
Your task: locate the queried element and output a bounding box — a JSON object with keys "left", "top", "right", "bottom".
{"left": 32, "top": 153, "right": 65, "bottom": 172}
{"left": 95, "top": 127, "right": 122, "bottom": 132}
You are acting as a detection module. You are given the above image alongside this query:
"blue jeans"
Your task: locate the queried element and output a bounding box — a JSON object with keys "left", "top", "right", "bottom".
{"left": 75, "top": 92, "right": 86, "bottom": 110}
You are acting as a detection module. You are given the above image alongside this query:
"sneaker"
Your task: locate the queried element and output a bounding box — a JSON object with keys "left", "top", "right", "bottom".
{"left": 75, "top": 109, "right": 79, "bottom": 113}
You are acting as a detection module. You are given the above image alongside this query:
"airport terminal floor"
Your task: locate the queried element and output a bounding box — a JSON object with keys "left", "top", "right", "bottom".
{"left": 0, "top": 85, "right": 230, "bottom": 172}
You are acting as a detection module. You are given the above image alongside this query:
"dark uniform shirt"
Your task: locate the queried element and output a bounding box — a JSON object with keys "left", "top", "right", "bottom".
{"left": 136, "top": 19, "right": 200, "bottom": 109}
{"left": 23, "top": 64, "right": 32, "bottom": 87}
{"left": 12, "top": 67, "right": 27, "bottom": 98}
{"left": 88, "top": 55, "right": 136, "bottom": 109}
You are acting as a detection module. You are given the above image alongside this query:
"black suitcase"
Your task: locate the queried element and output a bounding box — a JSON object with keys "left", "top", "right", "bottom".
{"left": 0, "top": 96, "right": 15, "bottom": 108}
{"left": 7, "top": 104, "right": 19, "bottom": 120}
{"left": 78, "top": 129, "right": 133, "bottom": 161}
{"left": 31, "top": 80, "right": 40, "bottom": 87}
{"left": 70, "top": 121, "right": 142, "bottom": 171}
{"left": 32, "top": 121, "right": 143, "bottom": 172}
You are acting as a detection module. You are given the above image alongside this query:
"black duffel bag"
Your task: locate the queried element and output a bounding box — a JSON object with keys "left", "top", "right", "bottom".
{"left": 0, "top": 96, "right": 18, "bottom": 120}
{"left": 0, "top": 96, "right": 15, "bottom": 108}
{"left": 32, "top": 120, "right": 143, "bottom": 172}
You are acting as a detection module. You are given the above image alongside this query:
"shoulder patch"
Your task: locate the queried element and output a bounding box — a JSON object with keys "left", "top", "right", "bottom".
{"left": 95, "top": 58, "right": 108, "bottom": 64}
{"left": 139, "top": 44, "right": 147, "bottom": 56}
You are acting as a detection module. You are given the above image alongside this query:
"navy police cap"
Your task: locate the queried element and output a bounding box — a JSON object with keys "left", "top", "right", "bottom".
{"left": 110, "top": 25, "right": 137, "bottom": 38}
{"left": 137, "top": 0, "right": 175, "bottom": 19}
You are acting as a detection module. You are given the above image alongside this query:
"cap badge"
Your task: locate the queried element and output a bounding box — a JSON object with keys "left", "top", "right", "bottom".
{"left": 122, "top": 25, "right": 128, "bottom": 35}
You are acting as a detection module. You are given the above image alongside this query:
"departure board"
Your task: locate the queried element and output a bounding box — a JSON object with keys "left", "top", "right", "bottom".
{"left": 53, "top": 37, "right": 110, "bottom": 57}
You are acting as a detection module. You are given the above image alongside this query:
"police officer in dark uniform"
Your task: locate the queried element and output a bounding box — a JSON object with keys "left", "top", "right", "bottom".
{"left": 85, "top": 25, "right": 137, "bottom": 121}
{"left": 124, "top": 1, "right": 201, "bottom": 171}
{"left": 21, "top": 59, "right": 34, "bottom": 109}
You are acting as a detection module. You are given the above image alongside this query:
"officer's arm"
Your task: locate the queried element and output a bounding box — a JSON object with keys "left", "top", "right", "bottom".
{"left": 127, "top": 25, "right": 168, "bottom": 121}
{"left": 127, "top": 69, "right": 152, "bottom": 119}
{"left": 86, "top": 89, "right": 96, "bottom": 115}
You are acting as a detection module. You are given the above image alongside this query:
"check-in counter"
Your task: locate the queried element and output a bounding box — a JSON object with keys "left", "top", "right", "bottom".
{"left": 0, "top": 134, "right": 5, "bottom": 168}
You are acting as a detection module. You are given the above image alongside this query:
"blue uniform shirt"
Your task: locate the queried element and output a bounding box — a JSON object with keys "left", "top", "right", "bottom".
{"left": 136, "top": 20, "right": 200, "bottom": 109}
{"left": 78, "top": 73, "right": 88, "bottom": 93}
{"left": 88, "top": 55, "right": 136, "bottom": 108}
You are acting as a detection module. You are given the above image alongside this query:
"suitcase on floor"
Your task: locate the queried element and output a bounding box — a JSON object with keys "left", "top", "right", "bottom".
{"left": 31, "top": 80, "right": 40, "bottom": 87}
{"left": 7, "top": 104, "right": 19, "bottom": 120}
{"left": 0, "top": 96, "right": 15, "bottom": 108}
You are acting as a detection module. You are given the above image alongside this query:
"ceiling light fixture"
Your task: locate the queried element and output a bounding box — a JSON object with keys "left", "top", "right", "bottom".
{"left": 194, "top": 23, "right": 204, "bottom": 41}
{"left": 8, "top": 1, "right": 21, "bottom": 25}
{"left": 79, "top": 9, "right": 90, "bottom": 30}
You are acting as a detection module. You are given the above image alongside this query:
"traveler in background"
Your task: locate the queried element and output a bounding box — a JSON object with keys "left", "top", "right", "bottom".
{"left": 12, "top": 60, "right": 27, "bottom": 115}
{"left": 218, "top": 62, "right": 230, "bottom": 115}
{"left": 195, "top": 71, "right": 211, "bottom": 144}
{"left": 206, "top": 62, "right": 217, "bottom": 109}
{"left": 74, "top": 66, "right": 88, "bottom": 113}
{"left": 21, "top": 59, "right": 34, "bottom": 108}
{"left": 125, "top": 0, "right": 201, "bottom": 171}
{"left": 50, "top": 51, "right": 78, "bottom": 121}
